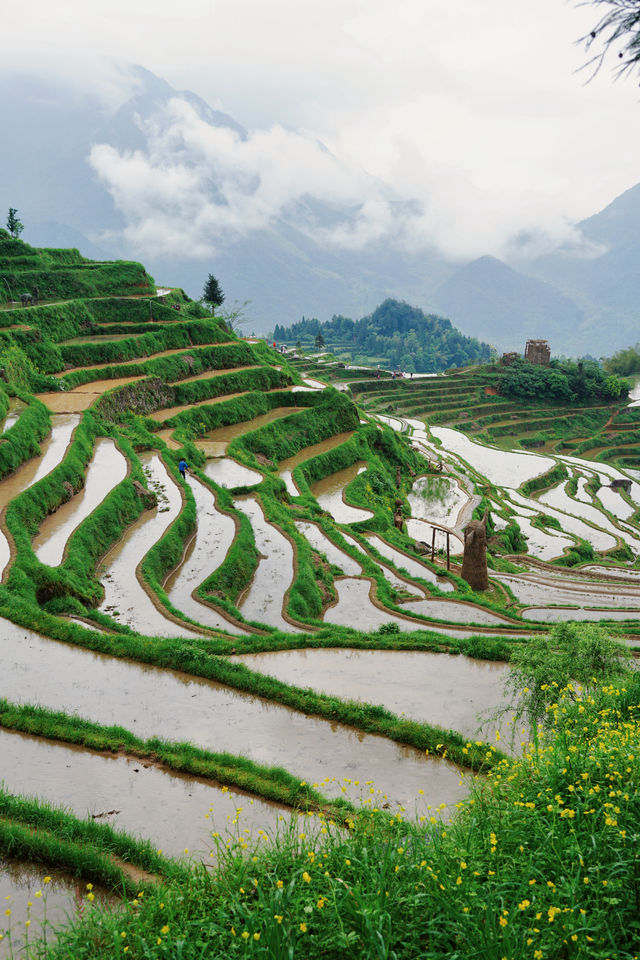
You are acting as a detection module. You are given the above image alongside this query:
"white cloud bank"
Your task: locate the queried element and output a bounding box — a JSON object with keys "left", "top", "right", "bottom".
{"left": 90, "top": 97, "right": 423, "bottom": 258}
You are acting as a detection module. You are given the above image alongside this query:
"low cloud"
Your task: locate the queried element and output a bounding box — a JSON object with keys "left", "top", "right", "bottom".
{"left": 90, "top": 97, "right": 420, "bottom": 258}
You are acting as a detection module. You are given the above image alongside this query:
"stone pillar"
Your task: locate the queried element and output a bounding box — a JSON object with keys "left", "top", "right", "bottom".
{"left": 461, "top": 510, "right": 489, "bottom": 591}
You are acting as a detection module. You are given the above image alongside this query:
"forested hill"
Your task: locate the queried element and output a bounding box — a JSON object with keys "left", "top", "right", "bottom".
{"left": 272, "top": 299, "right": 493, "bottom": 373}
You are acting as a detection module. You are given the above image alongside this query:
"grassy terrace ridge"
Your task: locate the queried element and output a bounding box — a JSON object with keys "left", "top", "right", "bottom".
{"left": 1, "top": 239, "right": 639, "bottom": 957}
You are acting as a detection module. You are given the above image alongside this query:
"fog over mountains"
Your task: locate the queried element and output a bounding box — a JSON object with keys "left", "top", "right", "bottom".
{"left": 1, "top": 64, "right": 638, "bottom": 355}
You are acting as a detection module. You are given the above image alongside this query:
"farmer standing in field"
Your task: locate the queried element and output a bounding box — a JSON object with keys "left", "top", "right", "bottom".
{"left": 178, "top": 458, "right": 189, "bottom": 480}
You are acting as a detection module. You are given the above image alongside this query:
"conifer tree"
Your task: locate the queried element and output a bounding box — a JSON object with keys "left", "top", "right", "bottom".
{"left": 6, "top": 208, "right": 23, "bottom": 239}
{"left": 202, "top": 274, "right": 225, "bottom": 315}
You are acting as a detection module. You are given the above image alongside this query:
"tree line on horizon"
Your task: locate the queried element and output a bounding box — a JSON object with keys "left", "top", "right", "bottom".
{"left": 271, "top": 298, "right": 493, "bottom": 373}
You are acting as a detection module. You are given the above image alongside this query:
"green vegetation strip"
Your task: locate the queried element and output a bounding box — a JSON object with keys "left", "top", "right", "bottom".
{"left": 0, "top": 391, "right": 50, "bottom": 479}
{"left": 0, "top": 699, "right": 337, "bottom": 814}
{"left": 0, "top": 790, "right": 184, "bottom": 892}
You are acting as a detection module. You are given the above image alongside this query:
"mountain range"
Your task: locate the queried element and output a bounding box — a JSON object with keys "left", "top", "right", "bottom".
{"left": 1, "top": 64, "right": 638, "bottom": 356}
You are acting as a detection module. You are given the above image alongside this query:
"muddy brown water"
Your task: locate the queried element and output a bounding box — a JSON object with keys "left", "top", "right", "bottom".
{"left": 237, "top": 648, "right": 510, "bottom": 742}
{"left": 197, "top": 406, "right": 305, "bottom": 457}
{"left": 278, "top": 432, "right": 355, "bottom": 496}
{"left": 36, "top": 375, "right": 144, "bottom": 413}
{"left": 0, "top": 398, "right": 26, "bottom": 435}
{"left": 155, "top": 428, "right": 181, "bottom": 450}
{"left": 0, "top": 414, "right": 79, "bottom": 577}
{"left": 165, "top": 475, "right": 250, "bottom": 635}
{"left": 98, "top": 453, "right": 204, "bottom": 639}
{"left": 149, "top": 386, "right": 295, "bottom": 424}
{"left": 33, "top": 438, "right": 128, "bottom": 568}
{"left": 0, "top": 728, "right": 287, "bottom": 859}
{"left": 234, "top": 497, "right": 306, "bottom": 633}
{"left": 0, "top": 620, "right": 468, "bottom": 813}
{"left": 0, "top": 857, "right": 112, "bottom": 958}
{"left": 310, "top": 461, "right": 374, "bottom": 523}
{"left": 204, "top": 457, "right": 263, "bottom": 489}
{"left": 149, "top": 392, "right": 252, "bottom": 423}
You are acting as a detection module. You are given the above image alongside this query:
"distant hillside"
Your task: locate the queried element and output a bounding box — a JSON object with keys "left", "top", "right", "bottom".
{"left": 524, "top": 183, "right": 640, "bottom": 324}
{"left": 272, "top": 298, "right": 492, "bottom": 373}
{"left": 429, "top": 256, "right": 585, "bottom": 353}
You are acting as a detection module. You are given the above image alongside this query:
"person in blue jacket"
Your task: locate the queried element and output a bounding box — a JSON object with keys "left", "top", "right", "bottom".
{"left": 178, "top": 458, "right": 189, "bottom": 480}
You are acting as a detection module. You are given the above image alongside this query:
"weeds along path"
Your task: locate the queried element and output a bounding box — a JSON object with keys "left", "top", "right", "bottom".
{"left": 0, "top": 622, "right": 469, "bottom": 812}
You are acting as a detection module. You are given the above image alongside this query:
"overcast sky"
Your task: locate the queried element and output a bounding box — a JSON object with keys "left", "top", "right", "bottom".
{"left": 3, "top": 0, "right": 640, "bottom": 261}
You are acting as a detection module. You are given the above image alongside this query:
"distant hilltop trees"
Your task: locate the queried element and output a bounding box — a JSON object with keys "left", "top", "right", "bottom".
{"left": 272, "top": 298, "right": 493, "bottom": 373}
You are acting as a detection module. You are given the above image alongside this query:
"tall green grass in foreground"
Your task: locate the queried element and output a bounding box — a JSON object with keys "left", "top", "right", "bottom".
{"left": 21, "top": 675, "right": 640, "bottom": 959}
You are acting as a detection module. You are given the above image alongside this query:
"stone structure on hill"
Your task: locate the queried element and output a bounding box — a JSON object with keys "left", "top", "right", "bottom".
{"left": 461, "top": 509, "right": 489, "bottom": 591}
{"left": 524, "top": 339, "right": 550, "bottom": 365}
{"left": 500, "top": 351, "right": 520, "bottom": 366}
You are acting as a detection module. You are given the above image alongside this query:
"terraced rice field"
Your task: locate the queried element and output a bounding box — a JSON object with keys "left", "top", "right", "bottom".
{"left": 2, "top": 242, "right": 640, "bottom": 951}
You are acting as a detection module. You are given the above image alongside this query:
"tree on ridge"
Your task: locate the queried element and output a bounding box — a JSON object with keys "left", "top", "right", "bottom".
{"left": 202, "top": 274, "right": 225, "bottom": 315}
{"left": 6, "top": 208, "right": 23, "bottom": 239}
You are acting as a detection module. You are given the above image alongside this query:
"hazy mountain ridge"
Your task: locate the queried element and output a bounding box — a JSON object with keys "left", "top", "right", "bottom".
{"left": 1, "top": 64, "right": 639, "bottom": 354}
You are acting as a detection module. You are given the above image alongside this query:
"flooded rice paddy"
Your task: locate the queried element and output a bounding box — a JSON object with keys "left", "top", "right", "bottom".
{"left": 0, "top": 621, "right": 467, "bottom": 812}
{"left": 197, "top": 407, "right": 304, "bottom": 458}
{"left": 204, "top": 458, "right": 262, "bottom": 489}
{"left": 0, "top": 728, "right": 286, "bottom": 859}
{"left": 33, "top": 438, "right": 128, "bottom": 567}
{"left": 0, "top": 414, "right": 79, "bottom": 576}
{"left": 278, "top": 431, "right": 355, "bottom": 496}
{"left": 165, "top": 475, "right": 249, "bottom": 635}
{"left": 323, "top": 577, "right": 528, "bottom": 639}
{"left": 522, "top": 606, "right": 640, "bottom": 623}
{"left": 234, "top": 497, "right": 305, "bottom": 632}
{"left": 294, "top": 521, "right": 362, "bottom": 576}
{"left": 310, "top": 461, "right": 373, "bottom": 523}
{"left": 404, "top": 518, "right": 464, "bottom": 555}
{"left": 237, "top": 648, "right": 509, "bottom": 742}
{"left": 0, "top": 398, "right": 26, "bottom": 435}
{"left": 508, "top": 490, "right": 617, "bottom": 552}
{"left": 540, "top": 481, "right": 640, "bottom": 552}
{"left": 431, "top": 426, "right": 555, "bottom": 487}
{"left": 508, "top": 515, "right": 573, "bottom": 562}
{"left": 408, "top": 475, "right": 469, "bottom": 529}
{"left": 364, "top": 534, "right": 455, "bottom": 593}
{"left": 98, "top": 453, "right": 204, "bottom": 639}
